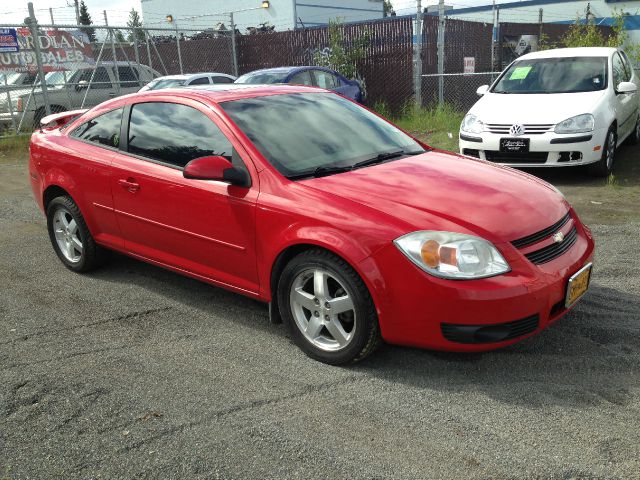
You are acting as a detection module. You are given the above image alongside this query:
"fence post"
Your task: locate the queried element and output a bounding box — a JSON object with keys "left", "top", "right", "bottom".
{"left": 4, "top": 76, "right": 18, "bottom": 134}
{"left": 27, "top": 2, "right": 51, "bottom": 117}
{"left": 104, "top": 11, "right": 121, "bottom": 94}
{"left": 144, "top": 29, "right": 154, "bottom": 71}
{"left": 413, "top": 0, "right": 423, "bottom": 109}
{"left": 437, "top": 0, "right": 445, "bottom": 106}
{"left": 175, "top": 23, "right": 183, "bottom": 74}
{"left": 230, "top": 12, "right": 239, "bottom": 77}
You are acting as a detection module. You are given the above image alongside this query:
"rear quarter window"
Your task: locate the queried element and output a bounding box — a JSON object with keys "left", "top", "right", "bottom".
{"left": 70, "top": 108, "right": 123, "bottom": 148}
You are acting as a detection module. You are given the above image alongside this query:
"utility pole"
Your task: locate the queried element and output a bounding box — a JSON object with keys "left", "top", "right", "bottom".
{"left": 27, "top": 2, "right": 50, "bottom": 117}
{"left": 230, "top": 12, "right": 238, "bottom": 77}
{"left": 538, "top": 8, "right": 543, "bottom": 46}
{"left": 74, "top": 0, "right": 80, "bottom": 25}
{"left": 437, "top": 0, "right": 445, "bottom": 105}
{"left": 49, "top": 7, "right": 55, "bottom": 25}
{"left": 490, "top": 0, "right": 496, "bottom": 72}
{"left": 414, "top": 0, "right": 422, "bottom": 109}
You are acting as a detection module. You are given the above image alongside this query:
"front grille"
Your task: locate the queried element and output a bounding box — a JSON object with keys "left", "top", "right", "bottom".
{"left": 484, "top": 151, "right": 548, "bottom": 164}
{"left": 524, "top": 226, "right": 578, "bottom": 264}
{"left": 486, "top": 124, "right": 553, "bottom": 135}
{"left": 441, "top": 314, "right": 539, "bottom": 344}
{"left": 511, "top": 212, "right": 571, "bottom": 248}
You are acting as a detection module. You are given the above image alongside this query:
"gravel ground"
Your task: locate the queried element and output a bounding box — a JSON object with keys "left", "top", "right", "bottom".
{"left": 1, "top": 148, "right": 639, "bottom": 479}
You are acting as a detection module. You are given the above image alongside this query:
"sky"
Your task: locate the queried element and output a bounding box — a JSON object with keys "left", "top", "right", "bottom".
{"left": 1, "top": 0, "right": 488, "bottom": 27}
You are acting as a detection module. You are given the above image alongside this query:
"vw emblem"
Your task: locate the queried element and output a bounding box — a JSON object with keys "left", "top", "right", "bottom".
{"left": 509, "top": 124, "right": 525, "bottom": 136}
{"left": 553, "top": 231, "right": 565, "bottom": 243}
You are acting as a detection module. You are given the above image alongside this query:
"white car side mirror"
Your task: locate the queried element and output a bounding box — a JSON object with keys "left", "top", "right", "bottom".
{"left": 476, "top": 85, "right": 489, "bottom": 96}
{"left": 617, "top": 81, "right": 637, "bottom": 94}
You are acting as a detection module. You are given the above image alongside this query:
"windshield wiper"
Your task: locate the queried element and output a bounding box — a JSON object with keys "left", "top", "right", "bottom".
{"left": 286, "top": 164, "right": 353, "bottom": 180}
{"left": 285, "top": 149, "right": 423, "bottom": 181}
{"left": 351, "top": 149, "right": 423, "bottom": 170}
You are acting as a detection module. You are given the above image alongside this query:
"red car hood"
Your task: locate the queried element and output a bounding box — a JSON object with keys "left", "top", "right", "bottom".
{"left": 299, "top": 151, "right": 568, "bottom": 243}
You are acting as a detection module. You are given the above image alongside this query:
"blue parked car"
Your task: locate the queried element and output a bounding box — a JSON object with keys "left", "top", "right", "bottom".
{"left": 235, "top": 66, "right": 363, "bottom": 103}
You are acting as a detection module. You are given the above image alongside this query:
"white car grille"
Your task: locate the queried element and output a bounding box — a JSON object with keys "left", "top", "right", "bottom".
{"left": 485, "top": 124, "right": 554, "bottom": 135}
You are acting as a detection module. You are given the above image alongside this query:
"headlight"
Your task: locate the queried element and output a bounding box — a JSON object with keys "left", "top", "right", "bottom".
{"left": 460, "top": 114, "right": 484, "bottom": 134}
{"left": 394, "top": 231, "right": 510, "bottom": 280}
{"left": 554, "top": 114, "right": 594, "bottom": 134}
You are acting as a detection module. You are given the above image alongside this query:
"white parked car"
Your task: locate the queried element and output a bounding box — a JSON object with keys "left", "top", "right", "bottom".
{"left": 459, "top": 47, "right": 639, "bottom": 176}
{"left": 138, "top": 72, "right": 236, "bottom": 92}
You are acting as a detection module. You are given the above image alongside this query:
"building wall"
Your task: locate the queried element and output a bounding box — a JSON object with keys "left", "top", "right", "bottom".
{"left": 141, "top": 0, "right": 295, "bottom": 32}
{"left": 140, "top": 0, "right": 384, "bottom": 33}
{"left": 443, "top": 0, "right": 640, "bottom": 43}
{"left": 294, "top": 0, "right": 384, "bottom": 28}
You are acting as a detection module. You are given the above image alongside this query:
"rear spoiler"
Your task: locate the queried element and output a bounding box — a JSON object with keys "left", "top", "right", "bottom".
{"left": 39, "top": 109, "right": 88, "bottom": 131}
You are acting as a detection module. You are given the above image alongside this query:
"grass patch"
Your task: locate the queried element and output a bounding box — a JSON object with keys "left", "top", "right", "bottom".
{"left": 373, "top": 102, "right": 464, "bottom": 152}
{"left": 0, "top": 134, "right": 31, "bottom": 163}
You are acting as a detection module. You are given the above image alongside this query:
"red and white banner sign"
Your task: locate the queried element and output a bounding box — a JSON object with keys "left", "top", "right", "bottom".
{"left": 0, "top": 28, "right": 95, "bottom": 72}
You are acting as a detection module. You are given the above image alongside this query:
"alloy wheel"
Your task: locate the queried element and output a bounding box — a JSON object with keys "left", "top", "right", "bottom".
{"left": 53, "top": 207, "right": 83, "bottom": 263}
{"left": 606, "top": 131, "right": 616, "bottom": 169}
{"left": 289, "top": 268, "right": 356, "bottom": 351}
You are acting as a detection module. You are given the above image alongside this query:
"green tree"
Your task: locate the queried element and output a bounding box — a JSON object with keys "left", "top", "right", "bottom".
{"left": 114, "top": 30, "right": 126, "bottom": 43}
{"left": 383, "top": 0, "right": 395, "bottom": 17}
{"left": 127, "top": 8, "right": 145, "bottom": 43}
{"left": 78, "top": 0, "right": 96, "bottom": 43}
{"left": 313, "top": 19, "right": 370, "bottom": 80}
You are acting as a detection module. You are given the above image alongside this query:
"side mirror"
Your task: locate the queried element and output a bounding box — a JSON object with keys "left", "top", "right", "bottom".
{"left": 183, "top": 155, "right": 250, "bottom": 187}
{"left": 617, "top": 81, "right": 637, "bottom": 94}
{"left": 75, "top": 80, "right": 88, "bottom": 91}
{"left": 476, "top": 85, "right": 489, "bottom": 96}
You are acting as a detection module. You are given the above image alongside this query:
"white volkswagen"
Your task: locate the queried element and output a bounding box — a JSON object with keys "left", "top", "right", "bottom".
{"left": 459, "top": 47, "right": 640, "bottom": 176}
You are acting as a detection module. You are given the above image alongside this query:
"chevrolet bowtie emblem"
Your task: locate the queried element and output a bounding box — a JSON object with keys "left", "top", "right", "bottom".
{"left": 553, "top": 231, "right": 565, "bottom": 243}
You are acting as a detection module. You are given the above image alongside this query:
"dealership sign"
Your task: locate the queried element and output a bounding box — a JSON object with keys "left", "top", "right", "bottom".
{"left": 0, "top": 28, "right": 19, "bottom": 53}
{"left": 0, "top": 28, "right": 95, "bottom": 72}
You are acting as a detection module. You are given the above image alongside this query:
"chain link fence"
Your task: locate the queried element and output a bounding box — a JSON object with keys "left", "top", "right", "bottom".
{"left": 0, "top": 13, "right": 616, "bottom": 136}
{"left": 0, "top": 23, "right": 233, "bottom": 135}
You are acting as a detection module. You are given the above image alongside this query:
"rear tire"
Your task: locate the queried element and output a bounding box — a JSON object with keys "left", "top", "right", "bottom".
{"left": 46, "top": 196, "right": 108, "bottom": 273}
{"left": 587, "top": 126, "right": 616, "bottom": 177}
{"left": 277, "top": 249, "right": 381, "bottom": 365}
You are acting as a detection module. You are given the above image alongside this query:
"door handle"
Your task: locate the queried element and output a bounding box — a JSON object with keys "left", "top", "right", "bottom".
{"left": 118, "top": 178, "right": 140, "bottom": 193}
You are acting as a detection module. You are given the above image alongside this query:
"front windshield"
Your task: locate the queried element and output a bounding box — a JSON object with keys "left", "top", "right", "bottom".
{"left": 235, "top": 72, "right": 288, "bottom": 84}
{"left": 40, "top": 70, "right": 74, "bottom": 88}
{"left": 149, "top": 79, "right": 186, "bottom": 90}
{"left": 492, "top": 57, "right": 608, "bottom": 94}
{"left": 1, "top": 72, "right": 22, "bottom": 85}
{"left": 221, "top": 92, "right": 425, "bottom": 178}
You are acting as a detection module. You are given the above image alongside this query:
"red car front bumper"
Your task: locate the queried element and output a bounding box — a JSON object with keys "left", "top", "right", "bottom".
{"left": 361, "top": 217, "right": 595, "bottom": 352}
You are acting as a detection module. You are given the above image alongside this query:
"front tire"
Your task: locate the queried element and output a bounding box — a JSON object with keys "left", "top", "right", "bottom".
{"left": 46, "top": 196, "right": 107, "bottom": 272}
{"left": 588, "top": 126, "right": 616, "bottom": 177}
{"left": 277, "top": 249, "right": 381, "bottom": 365}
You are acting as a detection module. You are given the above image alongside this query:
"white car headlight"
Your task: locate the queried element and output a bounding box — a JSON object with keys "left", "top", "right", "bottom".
{"left": 460, "top": 114, "right": 484, "bottom": 134}
{"left": 394, "top": 231, "right": 510, "bottom": 280}
{"left": 554, "top": 114, "right": 594, "bottom": 134}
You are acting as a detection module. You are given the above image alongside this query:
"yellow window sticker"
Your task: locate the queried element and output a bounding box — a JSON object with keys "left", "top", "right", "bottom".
{"left": 509, "top": 66, "right": 532, "bottom": 80}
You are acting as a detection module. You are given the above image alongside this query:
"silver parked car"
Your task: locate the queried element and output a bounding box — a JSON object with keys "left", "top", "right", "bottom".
{"left": 138, "top": 72, "right": 237, "bottom": 92}
{"left": 0, "top": 61, "right": 160, "bottom": 129}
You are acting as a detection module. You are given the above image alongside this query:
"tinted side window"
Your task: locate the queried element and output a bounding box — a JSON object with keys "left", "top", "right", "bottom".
{"left": 619, "top": 52, "right": 633, "bottom": 81}
{"left": 189, "top": 77, "right": 210, "bottom": 85}
{"left": 117, "top": 66, "right": 140, "bottom": 88}
{"left": 289, "top": 71, "right": 313, "bottom": 86}
{"left": 70, "top": 108, "right": 123, "bottom": 148}
{"left": 211, "top": 76, "right": 233, "bottom": 84}
{"left": 22, "top": 73, "right": 38, "bottom": 85}
{"left": 613, "top": 53, "right": 626, "bottom": 87}
{"left": 313, "top": 70, "right": 338, "bottom": 89}
{"left": 128, "top": 102, "right": 232, "bottom": 168}
{"left": 74, "top": 67, "right": 112, "bottom": 89}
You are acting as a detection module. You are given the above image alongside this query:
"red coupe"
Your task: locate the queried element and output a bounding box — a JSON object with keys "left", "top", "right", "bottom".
{"left": 29, "top": 85, "right": 595, "bottom": 364}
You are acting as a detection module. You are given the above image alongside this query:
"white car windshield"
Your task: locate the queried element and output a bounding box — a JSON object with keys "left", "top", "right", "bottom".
{"left": 492, "top": 57, "right": 608, "bottom": 94}
{"left": 148, "top": 79, "right": 186, "bottom": 90}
